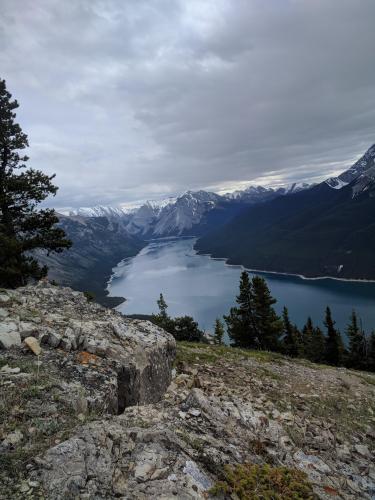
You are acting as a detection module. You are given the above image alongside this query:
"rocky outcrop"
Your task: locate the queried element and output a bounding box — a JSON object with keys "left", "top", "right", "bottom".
{"left": 0, "top": 282, "right": 175, "bottom": 414}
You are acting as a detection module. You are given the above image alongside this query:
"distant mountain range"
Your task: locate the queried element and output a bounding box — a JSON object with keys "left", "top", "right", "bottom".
{"left": 196, "top": 143, "right": 375, "bottom": 280}
{"left": 70, "top": 183, "right": 312, "bottom": 238}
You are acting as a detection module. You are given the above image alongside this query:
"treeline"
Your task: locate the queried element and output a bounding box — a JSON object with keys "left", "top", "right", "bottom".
{"left": 219, "top": 271, "right": 375, "bottom": 372}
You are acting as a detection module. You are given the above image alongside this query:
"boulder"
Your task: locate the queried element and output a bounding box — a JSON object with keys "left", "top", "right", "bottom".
{"left": 0, "top": 322, "right": 21, "bottom": 349}
{"left": 24, "top": 337, "right": 42, "bottom": 356}
{"left": 0, "top": 283, "right": 176, "bottom": 412}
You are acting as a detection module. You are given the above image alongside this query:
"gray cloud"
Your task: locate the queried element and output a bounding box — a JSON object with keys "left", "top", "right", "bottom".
{"left": 1, "top": 0, "right": 375, "bottom": 208}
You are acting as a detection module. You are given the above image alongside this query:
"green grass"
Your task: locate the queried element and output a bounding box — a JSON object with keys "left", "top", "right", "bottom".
{"left": 176, "top": 342, "right": 287, "bottom": 367}
{"left": 357, "top": 374, "right": 375, "bottom": 386}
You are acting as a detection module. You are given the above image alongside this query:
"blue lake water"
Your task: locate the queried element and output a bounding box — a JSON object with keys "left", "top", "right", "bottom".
{"left": 108, "top": 237, "right": 375, "bottom": 340}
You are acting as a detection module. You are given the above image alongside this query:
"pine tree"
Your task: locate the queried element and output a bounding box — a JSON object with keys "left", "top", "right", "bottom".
{"left": 157, "top": 293, "right": 168, "bottom": 321}
{"left": 173, "top": 316, "right": 203, "bottom": 342}
{"left": 367, "top": 331, "right": 375, "bottom": 372}
{"left": 214, "top": 318, "right": 225, "bottom": 345}
{"left": 152, "top": 293, "right": 175, "bottom": 333}
{"left": 282, "top": 307, "right": 300, "bottom": 357}
{"left": 0, "top": 79, "right": 71, "bottom": 287}
{"left": 302, "top": 317, "right": 314, "bottom": 359}
{"left": 309, "top": 325, "right": 326, "bottom": 363}
{"left": 224, "top": 271, "right": 257, "bottom": 348}
{"left": 251, "top": 276, "right": 282, "bottom": 351}
{"left": 324, "top": 307, "right": 344, "bottom": 366}
{"left": 346, "top": 310, "right": 366, "bottom": 369}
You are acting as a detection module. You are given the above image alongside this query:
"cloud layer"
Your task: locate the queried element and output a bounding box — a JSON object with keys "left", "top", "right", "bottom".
{"left": 1, "top": 0, "right": 375, "bottom": 208}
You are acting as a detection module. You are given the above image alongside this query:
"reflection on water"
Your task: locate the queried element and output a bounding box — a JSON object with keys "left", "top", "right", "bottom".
{"left": 108, "top": 237, "right": 375, "bottom": 339}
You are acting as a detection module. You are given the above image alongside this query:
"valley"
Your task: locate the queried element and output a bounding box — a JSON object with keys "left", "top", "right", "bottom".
{"left": 107, "top": 237, "right": 375, "bottom": 339}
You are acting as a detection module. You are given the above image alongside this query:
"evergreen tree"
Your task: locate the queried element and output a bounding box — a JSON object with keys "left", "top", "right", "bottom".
{"left": 324, "top": 307, "right": 344, "bottom": 366}
{"left": 157, "top": 293, "right": 168, "bottom": 321}
{"left": 173, "top": 316, "right": 203, "bottom": 342}
{"left": 367, "top": 331, "right": 375, "bottom": 372}
{"left": 152, "top": 294, "right": 203, "bottom": 342}
{"left": 214, "top": 318, "right": 225, "bottom": 345}
{"left": 224, "top": 271, "right": 256, "bottom": 348}
{"left": 282, "top": 307, "right": 300, "bottom": 357}
{"left": 309, "top": 326, "right": 326, "bottom": 363}
{"left": 346, "top": 310, "right": 366, "bottom": 369}
{"left": 302, "top": 317, "right": 314, "bottom": 359}
{"left": 152, "top": 293, "right": 175, "bottom": 333}
{"left": 0, "top": 78, "right": 71, "bottom": 287}
{"left": 251, "top": 276, "right": 282, "bottom": 351}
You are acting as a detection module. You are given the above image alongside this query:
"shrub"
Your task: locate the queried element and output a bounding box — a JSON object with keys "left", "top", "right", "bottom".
{"left": 209, "top": 463, "right": 315, "bottom": 499}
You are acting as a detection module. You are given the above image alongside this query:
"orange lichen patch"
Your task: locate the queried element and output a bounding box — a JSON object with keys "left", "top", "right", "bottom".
{"left": 76, "top": 351, "right": 101, "bottom": 365}
{"left": 324, "top": 485, "right": 339, "bottom": 496}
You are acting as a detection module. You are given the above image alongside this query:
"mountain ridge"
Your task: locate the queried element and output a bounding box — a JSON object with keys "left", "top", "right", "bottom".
{"left": 196, "top": 143, "right": 375, "bottom": 280}
{"left": 69, "top": 183, "right": 313, "bottom": 238}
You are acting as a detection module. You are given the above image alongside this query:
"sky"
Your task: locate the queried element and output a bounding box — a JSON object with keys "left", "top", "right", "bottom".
{"left": 1, "top": 0, "right": 375, "bottom": 210}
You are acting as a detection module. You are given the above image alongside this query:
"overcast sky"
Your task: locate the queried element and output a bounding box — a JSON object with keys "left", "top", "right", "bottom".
{"left": 1, "top": 0, "right": 375, "bottom": 209}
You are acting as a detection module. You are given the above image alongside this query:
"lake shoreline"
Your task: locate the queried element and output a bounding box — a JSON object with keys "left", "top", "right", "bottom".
{"left": 196, "top": 249, "right": 375, "bottom": 284}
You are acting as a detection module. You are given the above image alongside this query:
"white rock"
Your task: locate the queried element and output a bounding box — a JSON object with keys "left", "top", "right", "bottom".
{"left": 188, "top": 408, "right": 201, "bottom": 417}
{"left": 5, "top": 430, "right": 24, "bottom": 446}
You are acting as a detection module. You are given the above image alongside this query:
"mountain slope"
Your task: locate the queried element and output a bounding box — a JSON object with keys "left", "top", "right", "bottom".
{"left": 38, "top": 215, "right": 145, "bottom": 306}
{"left": 326, "top": 143, "right": 375, "bottom": 189}
{"left": 196, "top": 146, "right": 375, "bottom": 279}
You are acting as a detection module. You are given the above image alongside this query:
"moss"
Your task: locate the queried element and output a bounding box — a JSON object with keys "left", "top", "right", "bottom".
{"left": 178, "top": 430, "right": 206, "bottom": 453}
{"left": 209, "top": 463, "right": 315, "bottom": 499}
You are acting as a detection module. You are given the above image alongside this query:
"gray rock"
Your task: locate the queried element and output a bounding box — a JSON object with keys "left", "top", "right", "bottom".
{"left": 1, "top": 365, "right": 21, "bottom": 374}
{"left": 0, "top": 308, "right": 9, "bottom": 318}
{"left": 0, "top": 322, "right": 21, "bottom": 348}
{"left": 354, "top": 444, "right": 371, "bottom": 458}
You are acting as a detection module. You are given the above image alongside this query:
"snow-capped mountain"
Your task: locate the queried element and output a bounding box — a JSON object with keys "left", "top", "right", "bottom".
{"left": 126, "top": 201, "right": 164, "bottom": 236}
{"left": 278, "top": 182, "right": 312, "bottom": 194}
{"left": 153, "top": 190, "right": 222, "bottom": 236}
{"left": 70, "top": 183, "right": 313, "bottom": 238}
{"left": 223, "top": 182, "right": 311, "bottom": 202}
{"left": 326, "top": 144, "right": 375, "bottom": 190}
{"left": 224, "top": 185, "right": 274, "bottom": 202}
{"left": 70, "top": 205, "right": 135, "bottom": 218}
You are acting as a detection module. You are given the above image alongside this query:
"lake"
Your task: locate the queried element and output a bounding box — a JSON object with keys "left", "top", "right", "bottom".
{"left": 108, "top": 237, "right": 375, "bottom": 340}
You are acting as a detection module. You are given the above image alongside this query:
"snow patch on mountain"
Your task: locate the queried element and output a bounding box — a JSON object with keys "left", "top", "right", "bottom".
{"left": 326, "top": 144, "right": 375, "bottom": 190}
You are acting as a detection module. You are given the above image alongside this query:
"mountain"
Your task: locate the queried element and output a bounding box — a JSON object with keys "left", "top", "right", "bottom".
{"left": 70, "top": 205, "right": 136, "bottom": 218}
{"left": 326, "top": 143, "right": 375, "bottom": 189}
{"left": 196, "top": 144, "right": 375, "bottom": 280}
{"left": 38, "top": 214, "right": 145, "bottom": 307}
{"left": 70, "top": 184, "right": 312, "bottom": 238}
{"left": 224, "top": 183, "right": 311, "bottom": 202}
